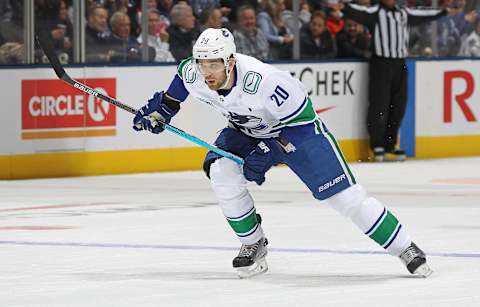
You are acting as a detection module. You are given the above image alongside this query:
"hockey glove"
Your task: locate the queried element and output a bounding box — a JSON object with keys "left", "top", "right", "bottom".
{"left": 243, "top": 140, "right": 284, "bottom": 185}
{"left": 133, "top": 91, "right": 180, "bottom": 134}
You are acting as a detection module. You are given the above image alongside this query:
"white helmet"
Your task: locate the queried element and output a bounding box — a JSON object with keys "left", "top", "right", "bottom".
{"left": 193, "top": 28, "right": 236, "bottom": 86}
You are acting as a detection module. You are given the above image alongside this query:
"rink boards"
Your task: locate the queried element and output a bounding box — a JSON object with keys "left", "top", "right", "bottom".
{"left": 1, "top": 59, "right": 479, "bottom": 179}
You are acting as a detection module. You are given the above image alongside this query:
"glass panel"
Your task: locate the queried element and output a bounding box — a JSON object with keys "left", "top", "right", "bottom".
{"left": 34, "top": 0, "right": 74, "bottom": 64}
{"left": 0, "top": 0, "right": 25, "bottom": 64}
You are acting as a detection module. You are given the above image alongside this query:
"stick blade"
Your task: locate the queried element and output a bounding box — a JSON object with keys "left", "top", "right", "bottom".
{"left": 35, "top": 29, "right": 66, "bottom": 79}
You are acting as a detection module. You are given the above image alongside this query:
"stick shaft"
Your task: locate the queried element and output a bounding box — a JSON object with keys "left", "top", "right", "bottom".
{"left": 35, "top": 31, "right": 244, "bottom": 165}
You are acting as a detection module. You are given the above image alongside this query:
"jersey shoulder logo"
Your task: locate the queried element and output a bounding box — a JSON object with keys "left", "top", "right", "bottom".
{"left": 182, "top": 62, "right": 197, "bottom": 83}
{"left": 242, "top": 71, "right": 262, "bottom": 95}
{"left": 178, "top": 57, "right": 196, "bottom": 83}
{"left": 177, "top": 56, "right": 191, "bottom": 78}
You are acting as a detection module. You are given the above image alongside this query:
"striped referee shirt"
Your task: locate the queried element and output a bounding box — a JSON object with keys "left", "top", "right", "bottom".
{"left": 343, "top": 3, "right": 446, "bottom": 58}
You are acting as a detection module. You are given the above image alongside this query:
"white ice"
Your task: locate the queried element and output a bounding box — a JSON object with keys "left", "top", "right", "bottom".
{"left": 1, "top": 157, "right": 480, "bottom": 307}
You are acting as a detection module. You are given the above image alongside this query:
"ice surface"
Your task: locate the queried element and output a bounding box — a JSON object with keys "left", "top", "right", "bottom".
{"left": 1, "top": 157, "right": 479, "bottom": 307}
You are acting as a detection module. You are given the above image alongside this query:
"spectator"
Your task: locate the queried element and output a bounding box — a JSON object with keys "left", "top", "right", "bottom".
{"left": 305, "top": 0, "right": 324, "bottom": 11}
{"left": 0, "top": 0, "right": 12, "bottom": 22}
{"left": 224, "top": 0, "right": 259, "bottom": 23}
{"left": 257, "top": 0, "right": 293, "bottom": 59}
{"left": 336, "top": 18, "right": 371, "bottom": 58}
{"left": 233, "top": 5, "right": 270, "bottom": 60}
{"left": 437, "top": 12, "right": 462, "bottom": 56}
{"left": 105, "top": 0, "right": 140, "bottom": 36}
{"left": 157, "top": 0, "right": 175, "bottom": 23}
{"left": 85, "top": 5, "right": 111, "bottom": 63}
{"left": 0, "top": 1, "right": 23, "bottom": 45}
{"left": 199, "top": 7, "right": 223, "bottom": 30}
{"left": 409, "top": 23, "right": 435, "bottom": 57}
{"left": 326, "top": 6, "right": 344, "bottom": 38}
{"left": 459, "top": 18, "right": 480, "bottom": 56}
{"left": 0, "top": 42, "right": 24, "bottom": 64}
{"left": 300, "top": 11, "right": 336, "bottom": 59}
{"left": 167, "top": 2, "right": 200, "bottom": 61}
{"left": 136, "top": 0, "right": 161, "bottom": 28}
{"left": 138, "top": 8, "right": 175, "bottom": 62}
{"left": 108, "top": 11, "right": 155, "bottom": 63}
{"left": 451, "top": 0, "right": 477, "bottom": 36}
{"left": 44, "top": 0, "right": 73, "bottom": 63}
{"left": 437, "top": 0, "right": 477, "bottom": 56}
{"left": 189, "top": 0, "right": 220, "bottom": 17}
{"left": 282, "top": 0, "right": 311, "bottom": 35}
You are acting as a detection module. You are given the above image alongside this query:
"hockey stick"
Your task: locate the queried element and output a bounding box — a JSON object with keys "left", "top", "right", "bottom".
{"left": 35, "top": 30, "right": 243, "bottom": 166}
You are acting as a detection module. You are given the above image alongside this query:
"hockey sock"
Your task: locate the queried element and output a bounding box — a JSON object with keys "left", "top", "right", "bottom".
{"left": 209, "top": 158, "right": 264, "bottom": 245}
{"left": 327, "top": 184, "right": 411, "bottom": 256}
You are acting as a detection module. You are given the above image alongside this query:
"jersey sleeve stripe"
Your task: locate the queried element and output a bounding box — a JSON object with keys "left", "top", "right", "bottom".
{"left": 279, "top": 97, "right": 308, "bottom": 122}
{"left": 349, "top": 3, "right": 379, "bottom": 13}
{"left": 405, "top": 7, "right": 443, "bottom": 16}
{"left": 281, "top": 97, "right": 317, "bottom": 126}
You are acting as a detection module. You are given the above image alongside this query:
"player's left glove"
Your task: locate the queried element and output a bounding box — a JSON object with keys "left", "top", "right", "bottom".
{"left": 243, "top": 140, "right": 284, "bottom": 185}
{"left": 133, "top": 91, "right": 180, "bottom": 134}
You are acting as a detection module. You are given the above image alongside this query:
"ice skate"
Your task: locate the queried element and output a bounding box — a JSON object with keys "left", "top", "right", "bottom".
{"left": 373, "top": 147, "right": 385, "bottom": 162}
{"left": 385, "top": 149, "right": 406, "bottom": 162}
{"left": 232, "top": 237, "right": 268, "bottom": 279}
{"left": 399, "top": 242, "right": 433, "bottom": 277}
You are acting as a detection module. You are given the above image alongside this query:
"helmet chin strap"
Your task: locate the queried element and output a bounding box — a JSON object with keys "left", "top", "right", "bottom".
{"left": 219, "top": 58, "right": 234, "bottom": 90}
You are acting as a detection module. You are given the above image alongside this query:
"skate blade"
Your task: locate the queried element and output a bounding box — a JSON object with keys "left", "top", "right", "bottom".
{"left": 237, "top": 258, "right": 268, "bottom": 279}
{"left": 413, "top": 263, "right": 433, "bottom": 278}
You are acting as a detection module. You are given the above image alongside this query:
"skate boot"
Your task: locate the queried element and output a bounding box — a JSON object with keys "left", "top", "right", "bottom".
{"left": 232, "top": 237, "right": 268, "bottom": 279}
{"left": 399, "top": 242, "right": 433, "bottom": 277}
{"left": 385, "top": 149, "right": 406, "bottom": 162}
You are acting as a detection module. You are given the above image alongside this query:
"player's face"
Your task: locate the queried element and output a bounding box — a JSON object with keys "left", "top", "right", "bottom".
{"left": 197, "top": 59, "right": 230, "bottom": 90}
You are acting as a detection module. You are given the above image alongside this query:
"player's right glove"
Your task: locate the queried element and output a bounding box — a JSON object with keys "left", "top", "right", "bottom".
{"left": 243, "top": 140, "right": 284, "bottom": 185}
{"left": 133, "top": 91, "right": 179, "bottom": 134}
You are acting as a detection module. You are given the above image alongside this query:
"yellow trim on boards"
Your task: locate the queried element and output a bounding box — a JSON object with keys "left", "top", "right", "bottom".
{"left": 0, "top": 139, "right": 369, "bottom": 180}
{"left": 416, "top": 135, "right": 480, "bottom": 158}
{"left": 0, "top": 147, "right": 207, "bottom": 180}
{"left": 21, "top": 129, "right": 116, "bottom": 140}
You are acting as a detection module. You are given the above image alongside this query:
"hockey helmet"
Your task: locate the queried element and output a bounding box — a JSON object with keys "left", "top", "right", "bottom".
{"left": 193, "top": 28, "right": 236, "bottom": 81}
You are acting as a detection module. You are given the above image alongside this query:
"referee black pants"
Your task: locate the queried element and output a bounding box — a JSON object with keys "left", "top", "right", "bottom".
{"left": 367, "top": 56, "right": 407, "bottom": 152}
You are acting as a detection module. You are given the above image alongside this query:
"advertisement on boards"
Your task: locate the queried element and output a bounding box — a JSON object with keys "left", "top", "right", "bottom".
{"left": 416, "top": 61, "right": 480, "bottom": 136}
{"left": 21, "top": 78, "right": 116, "bottom": 139}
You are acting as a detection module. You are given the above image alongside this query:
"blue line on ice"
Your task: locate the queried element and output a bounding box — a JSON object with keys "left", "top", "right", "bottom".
{"left": 0, "top": 240, "right": 479, "bottom": 258}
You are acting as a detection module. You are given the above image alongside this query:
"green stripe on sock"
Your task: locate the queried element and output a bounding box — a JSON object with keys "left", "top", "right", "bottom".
{"left": 326, "top": 131, "right": 356, "bottom": 184}
{"left": 369, "top": 211, "right": 399, "bottom": 246}
{"left": 227, "top": 210, "right": 258, "bottom": 235}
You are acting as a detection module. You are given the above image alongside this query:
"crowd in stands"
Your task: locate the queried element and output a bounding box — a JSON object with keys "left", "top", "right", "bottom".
{"left": 0, "top": 0, "right": 480, "bottom": 64}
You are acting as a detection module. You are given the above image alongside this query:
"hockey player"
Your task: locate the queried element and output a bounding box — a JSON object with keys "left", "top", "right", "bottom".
{"left": 132, "top": 28, "right": 432, "bottom": 278}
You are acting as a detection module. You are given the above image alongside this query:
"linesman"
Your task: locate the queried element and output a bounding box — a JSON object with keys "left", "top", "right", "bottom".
{"left": 331, "top": 0, "right": 455, "bottom": 161}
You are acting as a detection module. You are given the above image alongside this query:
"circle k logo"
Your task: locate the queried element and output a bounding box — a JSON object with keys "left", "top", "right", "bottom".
{"left": 21, "top": 78, "right": 117, "bottom": 138}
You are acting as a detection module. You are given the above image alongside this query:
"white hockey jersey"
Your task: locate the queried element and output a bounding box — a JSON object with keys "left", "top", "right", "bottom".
{"left": 177, "top": 53, "right": 317, "bottom": 138}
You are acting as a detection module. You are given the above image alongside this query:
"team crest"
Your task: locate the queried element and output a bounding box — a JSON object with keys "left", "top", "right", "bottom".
{"left": 242, "top": 71, "right": 262, "bottom": 95}
{"left": 228, "top": 112, "right": 268, "bottom": 130}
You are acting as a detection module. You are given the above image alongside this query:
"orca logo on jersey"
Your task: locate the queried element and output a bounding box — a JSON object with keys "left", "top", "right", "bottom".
{"left": 228, "top": 112, "right": 268, "bottom": 130}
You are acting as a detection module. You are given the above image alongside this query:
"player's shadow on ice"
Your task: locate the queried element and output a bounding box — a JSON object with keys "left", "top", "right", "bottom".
{"left": 255, "top": 273, "right": 414, "bottom": 287}
{"left": 72, "top": 271, "right": 412, "bottom": 286}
